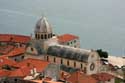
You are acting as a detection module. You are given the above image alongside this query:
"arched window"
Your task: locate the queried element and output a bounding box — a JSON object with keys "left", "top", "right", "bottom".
{"left": 54, "top": 57, "right": 56, "bottom": 62}
{"left": 74, "top": 62, "right": 76, "bottom": 67}
{"left": 45, "top": 34, "right": 47, "bottom": 39}
{"left": 67, "top": 60, "right": 69, "bottom": 66}
{"left": 61, "top": 59, "right": 63, "bottom": 64}
{"left": 35, "top": 34, "right": 37, "bottom": 39}
{"left": 47, "top": 56, "right": 49, "bottom": 61}
{"left": 41, "top": 34, "right": 44, "bottom": 39}
{"left": 31, "top": 47, "right": 34, "bottom": 51}
{"left": 81, "top": 63, "right": 83, "bottom": 69}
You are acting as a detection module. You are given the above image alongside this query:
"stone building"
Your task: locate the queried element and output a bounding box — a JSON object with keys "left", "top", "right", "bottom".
{"left": 26, "top": 16, "right": 58, "bottom": 59}
{"left": 25, "top": 16, "right": 100, "bottom": 75}
{"left": 46, "top": 45, "right": 100, "bottom": 75}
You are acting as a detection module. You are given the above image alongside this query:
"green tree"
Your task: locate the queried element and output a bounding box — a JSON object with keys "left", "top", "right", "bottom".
{"left": 96, "top": 49, "right": 108, "bottom": 58}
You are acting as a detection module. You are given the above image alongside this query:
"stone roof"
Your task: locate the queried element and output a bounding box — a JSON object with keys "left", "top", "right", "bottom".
{"left": 47, "top": 45, "right": 91, "bottom": 62}
{"left": 35, "top": 16, "right": 52, "bottom": 33}
{"left": 0, "top": 34, "right": 30, "bottom": 44}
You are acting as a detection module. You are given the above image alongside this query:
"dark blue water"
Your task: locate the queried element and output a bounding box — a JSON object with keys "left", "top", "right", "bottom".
{"left": 0, "top": 0, "right": 125, "bottom": 56}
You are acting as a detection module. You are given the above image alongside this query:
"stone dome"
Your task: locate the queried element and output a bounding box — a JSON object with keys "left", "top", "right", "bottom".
{"left": 35, "top": 16, "right": 52, "bottom": 33}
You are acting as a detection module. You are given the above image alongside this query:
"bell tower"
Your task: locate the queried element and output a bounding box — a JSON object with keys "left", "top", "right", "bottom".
{"left": 34, "top": 16, "right": 53, "bottom": 40}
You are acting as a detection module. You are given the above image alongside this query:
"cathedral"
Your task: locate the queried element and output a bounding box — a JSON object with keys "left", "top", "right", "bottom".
{"left": 25, "top": 16, "right": 100, "bottom": 75}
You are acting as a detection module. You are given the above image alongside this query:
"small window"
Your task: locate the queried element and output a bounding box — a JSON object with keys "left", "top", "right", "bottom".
{"left": 67, "top": 42, "right": 70, "bottom": 45}
{"left": 54, "top": 57, "right": 56, "bottom": 62}
{"left": 41, "top": 34, "right": 44, "bottom": 39}
{"left": 67, "top": 60, "right": 69, "bottom": 66}
{"left": 20, "top": 44, "right": 22, "bottom": 47}
{"left": 45, "top": 34, "right": 47, "bottom": 39}
{"left": 61, "top": 59, "right": 63, "bottom": 64}
{"left": 74, "top": 40, "right": 76, "bottom": 43}
{"left": 14, "top": 78, "right": 17, "bottom": 82}
{"left": 35, "top": 34, "right": 37, "bottom": 39}
{"left": 14, "top": 58, "right": 17, "bottom": 61}
{"left": 21, "top": 56, "right": 24, "bottom": 59}
{"left": 70, "top": 41, "right": 72, "bottom": 44}
{"left": 81, "top": 63, "right": 83, "bottom": 69}
{"left": 47, "top": 56, "right": 49, "bottom": 61}
{"left": 108, "top": 79, "right": 111, "bottom": 82}
{"left": 74, "top": 62, "right": 76, "bottom": 67}
{"left": 31, "top": 47, "right": 34, "bottom": 51}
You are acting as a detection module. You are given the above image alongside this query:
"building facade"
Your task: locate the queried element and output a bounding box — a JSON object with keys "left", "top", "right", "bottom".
{"left": 25, "top": 16, "right": 100, "bottom": 75}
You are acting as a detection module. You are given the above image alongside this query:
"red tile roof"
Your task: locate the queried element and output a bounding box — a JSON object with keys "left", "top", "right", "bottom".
{"left": 14, "top": 58, "right": 50, "bottom": 72}
{"left": 92, "top": 73, "right": 114, "bottom": 82}
{"left": 0, "top": 34, "right": 31, "bottom": 44}
{"left": 9, "top": 66, "right": 32, "bottom": 77}
{"left": 0, "top": 57, "right": 17, "bottom": 67}
{"left": 58, "top": 34, "right": 79, "bottom": 43}
{"left": 0, "top": 58, "right": 50, "bottom": 78}
{"left": 0, "top": 69, "right": 10, "bottom": 77}
{"left": 0, "top": 66, "right": 32, "bottom": 78}
{"left": 32, "top": 80, "right": 63, "bottom": 83}
{"left": 0, "top": 45, "right": 14, "bottom": 55}
{"left": 61, "top": 71, "right": 97, "bottom": 83}
{"left": 3, "top": 47, "right": 25, "bottom": 57}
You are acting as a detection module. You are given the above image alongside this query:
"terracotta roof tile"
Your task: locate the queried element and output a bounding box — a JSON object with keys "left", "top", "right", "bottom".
{"left": 0, "top": 34, "right": 30, "bottom": 44}
{"left": 0, "top": 57, "right": 17, "bottom": 67}
{"left": 65, "top": 71, "right": 97, "bottom": 83}
{"left": 3, "top": 47, "right": 25, "bottom": 57}
{"left": 9, "top": 66, "right": 32, "bottom": 77}
{"left": 0, "top": 69, "right": 10, "bottom": 77}
{"left": 0, "top": 66, "right": 32, "bottom": 78}
{"left": 91, "top": 73, "right": 114, "bottom": 82}
{"left": 0, "top": 45, "right": 14, "bottom": 55}
{"left": 58, "top": 34, "right": 79, "bottom": 43}
{"left": 14, "top": 58, "right": 50, "bottom": 72}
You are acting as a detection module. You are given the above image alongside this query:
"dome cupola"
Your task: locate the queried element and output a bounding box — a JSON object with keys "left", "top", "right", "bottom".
{"left": 34, "top": 16, "right": 53, "bottom": 40}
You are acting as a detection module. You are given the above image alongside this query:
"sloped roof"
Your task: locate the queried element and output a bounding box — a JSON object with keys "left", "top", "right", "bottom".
{"left": 0, "top": 57, "right": 17, "bottom": 67}
{"left": 47, "top": 45, "right": 90, "bottom": 62}
{"left": 91, "top": 73, "right": 114, "bottom": 81}
{"left": 58, "top": 34, "right": 79, "bottom": 43}
{"left": 9, "top": 66, "right": 31, "bottom": 77}
{"left": 62, "top": 71, "right": 98, "bottom": 83}
{"left": 3, "top": 47, "right": 25, "bottom": 57}
{"left": 14, "top": 58, "right": 50, "bottom": 72}
{"left": 0, "top": 34, "right": 30, "bottom": 43}
{"left": 0, "top": 45, "right": 14, "bottom": 55}
{"left": 0, "top": 66, "right": 32, "bottom": 78}
{"left": 0, "top": 58, "right": 50, "bottom": 78}
{"left": 0, "top": 69, "right": 11, "bottom": 77}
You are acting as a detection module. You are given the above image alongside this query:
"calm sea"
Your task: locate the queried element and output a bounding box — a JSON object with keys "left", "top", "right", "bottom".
{"left": 0, "top": 0, "right": 125, "bottom": 56}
